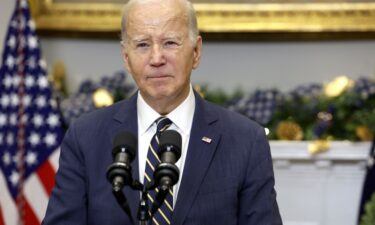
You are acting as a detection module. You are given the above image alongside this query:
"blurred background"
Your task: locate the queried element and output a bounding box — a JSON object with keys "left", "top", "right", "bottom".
{"left": 1, "top": 1, "right": 375, "bottom": 225}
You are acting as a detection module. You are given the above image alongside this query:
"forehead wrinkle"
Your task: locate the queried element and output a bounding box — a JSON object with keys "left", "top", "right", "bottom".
{"left": 127, "top": 15, "right": 188, "bottom": 42}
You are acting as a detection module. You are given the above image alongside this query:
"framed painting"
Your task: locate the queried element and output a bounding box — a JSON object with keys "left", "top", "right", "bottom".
{"left": 29, "top": 0, "right": 375, "bottom": 40}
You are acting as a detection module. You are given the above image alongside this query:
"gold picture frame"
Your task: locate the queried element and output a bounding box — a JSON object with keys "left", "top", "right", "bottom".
{"left": 29, "top": 0, "right": 375, "bottom": 40}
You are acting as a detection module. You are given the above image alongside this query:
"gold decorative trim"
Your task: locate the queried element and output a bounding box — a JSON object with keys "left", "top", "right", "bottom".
{"left": 29, "top": 0, "right": 375, "bottom": 39}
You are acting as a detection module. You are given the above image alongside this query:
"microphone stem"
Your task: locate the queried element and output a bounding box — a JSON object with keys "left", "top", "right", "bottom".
{"left": 138, "top": 186, "right": 150, "bottom": 222}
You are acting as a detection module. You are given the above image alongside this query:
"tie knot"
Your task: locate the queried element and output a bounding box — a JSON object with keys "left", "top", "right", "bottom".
{"left": 156, "top": 117, "right": 172, "bottom": 133}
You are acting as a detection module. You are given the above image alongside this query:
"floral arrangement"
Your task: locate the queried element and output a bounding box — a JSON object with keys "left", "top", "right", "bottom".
{"left": 50, "top": 66, "right": 135, "bottom": 127}
{"left": 202, "top": 76, "right": 375, "bottom": 143}
{"left": 51, "top": 63, "right": 375, "bottom": 144}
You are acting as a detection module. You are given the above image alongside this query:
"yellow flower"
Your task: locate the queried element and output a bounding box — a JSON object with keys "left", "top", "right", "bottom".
{"left": 276, "top": 120, "right": 304, "bottom": 140}
{"left": 356, "top": 126, "right": 373, "bottom": 141}
{"left": 324, "top": 76, "right": 354, "bottom": 97}
{"left": 308, "top": 139, "right": 331, "bottom": 155}
{"left": 93, "top": 88, "right": 114, "bottom": 108}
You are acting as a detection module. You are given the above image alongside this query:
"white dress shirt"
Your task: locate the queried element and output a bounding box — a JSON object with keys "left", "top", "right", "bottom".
{"left": 137, "top": 85, "right": 195, "bottom": 207}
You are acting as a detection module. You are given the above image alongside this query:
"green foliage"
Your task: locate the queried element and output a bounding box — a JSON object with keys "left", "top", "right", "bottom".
{"left": 198, "top": 85, "right": 243, "bottom": 107}
{"left": 267, "top": 94, "right": 320, "bottom": 140}
{"left": 268, "top": 89, "right": 374, "bottom": 140}
{"left": 199, "top": 78, "right": 375, "bottom": 141}
{"left": 360, "top": 192, "right": 375, "bottom": 225}
{"left": 323, "top": 91, "right": 375, "bottom": 140}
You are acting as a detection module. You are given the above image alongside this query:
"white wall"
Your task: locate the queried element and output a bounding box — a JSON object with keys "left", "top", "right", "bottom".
{"left": 1, "top": 0, "right": 375, "bottom": 94}
{"left": 40, "top": 38, "right": 375, "bottom": 94}
{"left": 0, "top": 0, "right": 15, "bottom": 55}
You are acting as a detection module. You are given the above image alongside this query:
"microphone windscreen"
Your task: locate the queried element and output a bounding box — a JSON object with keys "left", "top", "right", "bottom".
{"left": 112, "top": 131, "right": 137, "bottom": 156}
{"left": 159, "top": 130, "right": 182, "bottom": 155}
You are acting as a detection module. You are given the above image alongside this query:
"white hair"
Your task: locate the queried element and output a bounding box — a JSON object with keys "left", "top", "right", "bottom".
{"left": 121, "top": 0, "right": 199, "bottom": 44}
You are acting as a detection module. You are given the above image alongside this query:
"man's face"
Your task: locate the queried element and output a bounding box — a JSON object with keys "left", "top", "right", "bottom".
{"left": 122, "top": 0, "right": 202, "bottom": 108}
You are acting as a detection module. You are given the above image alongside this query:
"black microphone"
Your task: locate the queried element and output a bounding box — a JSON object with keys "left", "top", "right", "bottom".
{"left": 154, "top": 130, "right": 182, "bottom": 188}
{"left": 151, "top": 130, "right": 181, "bottom": 214}
{"left": 106, "top": 131, "right": 137, "bottom": 192}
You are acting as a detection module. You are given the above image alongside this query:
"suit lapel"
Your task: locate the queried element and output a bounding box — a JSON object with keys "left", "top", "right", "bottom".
{"left": 171, "top": 93, "right": 221, "bottom": 225}
{"left": 108, "top": 92, "right": 222, "bottom": 224}
{"left": 109, "top": 93, "right": 140, "bottom": 223}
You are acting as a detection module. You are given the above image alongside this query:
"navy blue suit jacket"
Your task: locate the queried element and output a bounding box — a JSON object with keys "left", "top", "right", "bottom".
{"left": 43, "top": 92, "right": 282, "bottom": 225}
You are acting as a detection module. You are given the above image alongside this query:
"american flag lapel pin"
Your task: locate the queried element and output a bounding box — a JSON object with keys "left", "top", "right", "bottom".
{"left": 202, "top": 136, "right": 212, "bottom": 143}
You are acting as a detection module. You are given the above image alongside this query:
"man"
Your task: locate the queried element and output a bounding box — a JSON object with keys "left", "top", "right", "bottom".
{"left": 43, "top": 0, "right": 282, "bottom": 224}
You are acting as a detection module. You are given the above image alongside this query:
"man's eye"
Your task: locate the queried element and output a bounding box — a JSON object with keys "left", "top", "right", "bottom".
{"left": 136, "top": 43, "right": 149, "bottom": 48}
{"left": 165, "top": 41, "right": 178, "bottom": 47}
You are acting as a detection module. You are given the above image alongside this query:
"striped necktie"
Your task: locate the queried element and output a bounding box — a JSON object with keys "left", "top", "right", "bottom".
{"left": 144, "top": 117, "right": 174, "bottom": 225}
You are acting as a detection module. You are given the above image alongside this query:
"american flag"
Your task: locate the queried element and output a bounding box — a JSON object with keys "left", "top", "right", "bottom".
{"left": 0, "top": 0, "right": 64, "bottom": 224}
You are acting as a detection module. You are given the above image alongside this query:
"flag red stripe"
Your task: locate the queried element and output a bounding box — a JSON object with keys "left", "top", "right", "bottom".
{"left": 14, "top": 196, "right": 40, "bottom": 225}
{"left": 24, "top": 199, "right": 40, "bottom": 225}
{"left": 0, "top": 204, "right": 5, "bottom": 225}
{"left": 36, "top": 161, "right": 56, "bottom": 196}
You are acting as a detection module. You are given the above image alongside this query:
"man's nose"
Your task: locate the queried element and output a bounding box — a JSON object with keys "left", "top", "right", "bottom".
{"left": 150, "top": 45, "right": 166, "bottom": 66}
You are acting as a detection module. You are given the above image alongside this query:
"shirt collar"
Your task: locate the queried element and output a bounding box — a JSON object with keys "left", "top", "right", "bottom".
{"left": 137, "top": 85, "right": 195, "bottom": 136}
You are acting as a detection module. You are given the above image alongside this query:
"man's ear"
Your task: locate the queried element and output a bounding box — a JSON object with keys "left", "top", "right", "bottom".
{"left": 192, "top": 36, "right": 202, "bottom": 69}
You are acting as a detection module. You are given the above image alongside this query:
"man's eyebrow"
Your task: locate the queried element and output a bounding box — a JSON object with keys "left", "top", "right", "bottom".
{"left": 131, "top": 38, "right": 149, "bottom": 43}
{"left": 162, "top": 34, "right": 183, "bottom": 41}
{"left": 163, "top": 36, "right": 181, "bottom": 40}
{"left": 127, "top": 34, "right": 149, "bottom": 41}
